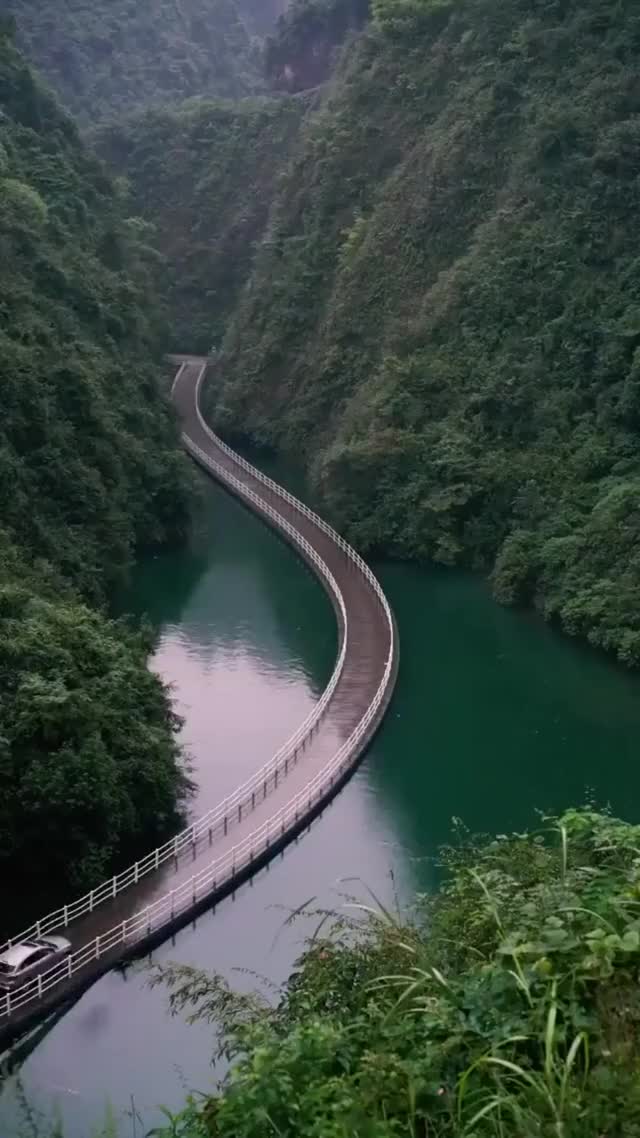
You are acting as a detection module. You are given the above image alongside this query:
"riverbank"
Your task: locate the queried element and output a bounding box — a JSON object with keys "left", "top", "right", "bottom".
{"left": 4, "top": 463, "right": 640, "bottom": 1134}
{"left": 157, "top": 806, "right": 640, "bottom": 1137}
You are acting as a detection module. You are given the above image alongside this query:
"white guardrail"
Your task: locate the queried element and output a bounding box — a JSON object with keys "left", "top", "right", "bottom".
{"left": 1, "top": 370, "right": 348, "bottom": 954}
{"left": 0, "top": 362, "right": 395, "bottom": 1021}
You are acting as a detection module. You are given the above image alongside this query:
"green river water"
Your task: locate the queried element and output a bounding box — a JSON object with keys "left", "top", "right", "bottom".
{"left": 2, "top": 464, "right": 640, "bottom": 1135}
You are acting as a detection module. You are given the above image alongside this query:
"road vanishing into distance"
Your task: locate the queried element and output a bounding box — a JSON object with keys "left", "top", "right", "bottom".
{"left": 0, "top": 357, "right": 398, "bottom": 1050}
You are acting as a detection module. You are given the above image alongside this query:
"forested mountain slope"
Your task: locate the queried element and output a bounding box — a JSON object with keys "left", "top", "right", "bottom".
{"left": 90, "top": 0, "right": 366, "bottom": 352}
{"left": 214, "top": 0, "right": 640, "bottom": 665}
{"left": 5, "top": 0, "right": 266, "bottom": 123}
{"left": 244, "top": 0, "right": 290, "bottom": 35}
{"left": 265, "top": 0, "right": 369, "bottom": 91}
{"left": 93, "top": 95, "right": 306, "bottom": 352}
{"left": 0, "top": 24, "right": 190, "bottom": 904}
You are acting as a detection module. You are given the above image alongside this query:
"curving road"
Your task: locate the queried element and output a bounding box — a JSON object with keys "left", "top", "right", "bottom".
{"left": 0, "top": 358, "right": 397, "bottom": 1048}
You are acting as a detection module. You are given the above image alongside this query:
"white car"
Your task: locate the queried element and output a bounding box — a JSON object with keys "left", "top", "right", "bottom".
{"left": 0, "top": 936, "right": 72, "bottom": 990}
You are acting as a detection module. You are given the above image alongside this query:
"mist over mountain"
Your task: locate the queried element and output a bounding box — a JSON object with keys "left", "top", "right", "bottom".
{"left": 5, "top": 0, "right": 289, "bottom": 122}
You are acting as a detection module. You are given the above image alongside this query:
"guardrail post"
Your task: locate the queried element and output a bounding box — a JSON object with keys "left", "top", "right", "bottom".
{"left": 285, "top": 758, "right": 288, "bottom": 775}
{"left": 134, "top": 863, "right": 140, "bottom": 884}
{"left": 67, "top": 956, "right": 72, "bottom": 978}
{"left": 238, "top": 803, "right": 242, "bottom": 822}
{"left": 251, "top": 791, "right": 255, "bottom": 809}
{"left": 224, "top": 815, "right": 228, "bottom": 836}
{"left": 89, "top": 892, "right": 94, "bottom": 913}
{"left": 37, "top": 975, "right": 43, "bottom": 999}
{"left": 96, "top": 936, "right": 100, "bottom": 960}
{"left": 275, "top": 769, "right": 279, "bottom": 788}
{"left": 112, "top": 876, "right": 117, "bottom": 898}
{"left": 263, "top": 779, "right": 267, "bottom": 798}
{"left": 36, "top": 920, "right": 41, "bottom": 937}
{"left": 6, "top": 991, "right": 10, "bottom": 1017}
{"left": 63, "top": 905, "right": 68, "bottom": 928}
{"left": 209, "top": 827, "right": 213, "bottom": 846}
{"left": 155, "top": 848, "right": 160, "bottom": 870}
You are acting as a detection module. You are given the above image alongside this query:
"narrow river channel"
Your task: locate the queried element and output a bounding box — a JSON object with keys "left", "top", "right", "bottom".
{"left": 3, "top": 463, "right": 640, "bottom": 1135}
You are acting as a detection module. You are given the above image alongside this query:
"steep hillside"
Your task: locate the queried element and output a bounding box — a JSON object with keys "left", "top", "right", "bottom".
{"left": 89, "top": 0, "right": 366, "bottom": 352}
{"left": 265, "top": 0, "right": 369, "bottom": 91}
{"left": 0, "top": 34, "right": 190, "bottom": 596}
{"left": 243, "top": 0, "right": 290, "bottom": 35}
{"left": 94, "top": 95, "right": 306, "bottom": 351}
{"left": 6, "top": 0, "right": 265, "bottom": 123}
{"left": 0, "top": 25, "right": 190, "bottom": 902}
{"left": 216, "top": 0, "right": 640, "bottom": 665}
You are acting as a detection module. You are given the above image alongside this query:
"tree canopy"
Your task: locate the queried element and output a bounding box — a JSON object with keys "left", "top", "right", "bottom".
{"left": 5, "top": 0, "right": 272, "bottom": 124}
{"left": 211, "top": 0, "right": 640, "bottom": 665}
{"left": 0, "top": 25, "right": 191, "bottom": 907}
{"left": 0, "top": 579, "right": 185, "bottom": 895}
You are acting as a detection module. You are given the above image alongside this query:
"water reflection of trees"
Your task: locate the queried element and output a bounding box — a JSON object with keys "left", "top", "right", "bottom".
{"left": 121, "top": 469, "right": 336, "bottom": 697}
{"left": 364, "top": 562, "right": 640, "bottom": 894}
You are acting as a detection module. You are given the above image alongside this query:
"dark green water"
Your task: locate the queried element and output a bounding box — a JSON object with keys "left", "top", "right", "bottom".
{"left": 2, "top": 466, "right": 640, "bottom": 1134}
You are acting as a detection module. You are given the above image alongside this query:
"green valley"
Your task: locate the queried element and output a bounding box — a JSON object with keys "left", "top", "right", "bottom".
{"left": 93, "top": 95, "right": 306, "bottom": 353}
{"left": 89, "top": 0, "right": 640, "bottom": 666}
{"left": 209, "top": 0, "right": 640, "bottom": 666}
{"left": 4, "top": 0, "right": 640, "bottom": 1135}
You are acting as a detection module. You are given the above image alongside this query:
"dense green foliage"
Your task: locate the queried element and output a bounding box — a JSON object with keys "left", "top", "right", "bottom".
{"left": 0, "top": 29, "right": 190, "bottom": 594}
{"left": 91, "top": 0, "right": 373, "bottom": 351}
{"left": 6, "top": 0, "right": 266, "bottom": 124}
{"left": 94, "top": 95, "right": 306, "bottom": 352}
{"left": 214, "top": 0, "right": 640, "bottom": 664}
{"left": 0, "top": 27, "right": 190, "bottom": 901}
{"left": 154, "top": 808, "right": 640, "bottom": 1136}
{"left": 0, "top": 579, "right": 184, "bottom": 895}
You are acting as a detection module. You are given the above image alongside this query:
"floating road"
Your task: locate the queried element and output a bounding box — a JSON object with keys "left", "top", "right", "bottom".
{"left": 0, "top": 358, "right": 398, "bottom": 1048}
